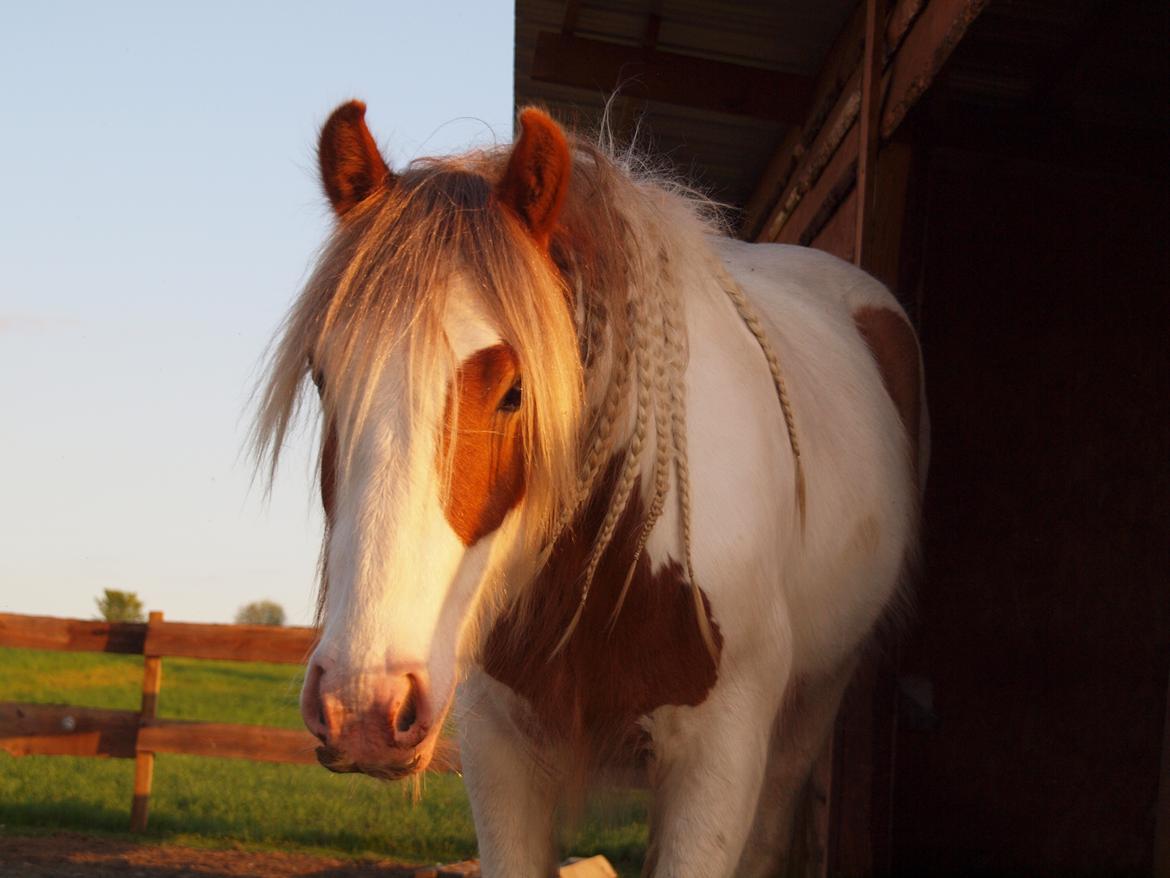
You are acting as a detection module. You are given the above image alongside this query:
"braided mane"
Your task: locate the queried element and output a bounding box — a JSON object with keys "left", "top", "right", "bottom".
{"left": 541, "top": 138, "right": 726, "bottom": 656}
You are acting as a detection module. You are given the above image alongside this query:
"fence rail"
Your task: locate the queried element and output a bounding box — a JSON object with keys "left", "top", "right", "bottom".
{"left": 0, "top": 610, "right": 327, "bottom": 829}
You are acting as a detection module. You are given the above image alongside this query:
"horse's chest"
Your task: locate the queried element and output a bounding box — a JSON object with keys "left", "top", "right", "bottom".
{"left": 481, "top": 459, "right": 722, "bottom": 746}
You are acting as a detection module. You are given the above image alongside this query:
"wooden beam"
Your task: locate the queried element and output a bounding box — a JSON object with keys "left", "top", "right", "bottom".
{"left": 751, "top": 0, "right": 985, "bottom": 245}
{"left": 0, "top": 702, "right": 139, "bottom": 758}
{"left": 786, "top": 137, "right": 913, "bottom": 276}
{"left": 0, "top": 612, "right": 146, "bottom": 655}
{"left": 530, "top": 32, "right": 813, "bottom": 123}
{"left": 1156, "top": 663, "right": 1170, "bottom": 876}
{"left": 642, "top": 0, "right": 664, "bottom": 49}
{"left": 741, "top": 0, "right": 925, "bottom": 240}
{"left": 810, "top": 185, "right": 859, "bottom": 262}
{"left": 879, "top": 0, "right": 987, "bottom": 139}
{"left": 740, "top": 126, "right": 805, "bottom": 243}
{"left": 0, "top": 706, "right": 337, "bottom": 768}
{"left": 740, "top": 0, "right": 867, "bottom": 239}
{"left": 130, "top": 611, "right": 163, "bottom": 832}
{"left": 144, "top": 620, "right": 316, "bottom": 665}
{"left": 560, "top": 0, "right": 581, "bottom": 36}
{"left": 0, "top": 612, "right": 317, "bottom": 665}
{"left": 854, "top": 0, "right": 885, "bottom": 268}
{"left": 763, "top": 67, "right": 865, "bottom": 244}
{"left": 136, "top": 720, "right": 321, "bottom": 765}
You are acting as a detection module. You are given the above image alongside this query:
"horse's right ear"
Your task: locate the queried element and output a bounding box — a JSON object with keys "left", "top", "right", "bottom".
{"left": 318, "top": 101, "right": 394, "bottom": 217}
{"left": 497, "top": 108, "right": 571, "bottom": 249}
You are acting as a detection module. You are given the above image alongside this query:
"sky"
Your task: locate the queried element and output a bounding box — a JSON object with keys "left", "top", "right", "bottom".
{"left": 0, "top": 2, "right": 514, "bottom": 626}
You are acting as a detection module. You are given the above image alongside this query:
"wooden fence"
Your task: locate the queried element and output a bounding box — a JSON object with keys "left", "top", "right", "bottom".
{"left": 0, "top": 610, "right": 327, "bottom": 830}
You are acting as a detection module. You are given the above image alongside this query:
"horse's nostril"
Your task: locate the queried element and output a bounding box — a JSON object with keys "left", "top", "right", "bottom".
{"left": 395, "top": 678, "right": 418, "bottom": 734}
{"left": 301, "top": 660, "right": 332, "bottom": 742}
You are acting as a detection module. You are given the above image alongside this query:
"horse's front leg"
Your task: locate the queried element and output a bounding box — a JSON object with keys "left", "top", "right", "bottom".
{"left": 456, "top": 669, "right": 560, "bottom": 878}
{"left": 644, "top": 667, "right": 784, "bottom": 878}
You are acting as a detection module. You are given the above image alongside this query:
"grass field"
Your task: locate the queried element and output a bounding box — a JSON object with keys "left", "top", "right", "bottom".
{"left": 0, "top": 646, "right": 648, "bottom": 873}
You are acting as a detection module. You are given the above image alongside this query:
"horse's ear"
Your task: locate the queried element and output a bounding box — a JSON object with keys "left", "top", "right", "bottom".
{"left": 318, "top": 101, "right": 394, "bottom": 217}
{"left": 497, "top": 108, "right": 571, "bottom": 248}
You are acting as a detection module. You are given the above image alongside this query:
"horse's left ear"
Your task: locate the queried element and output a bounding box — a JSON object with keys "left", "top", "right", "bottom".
{"left": 497, "top": 108, "right": 571, "bottom": 248}
{"left": 318, "top": 100, "right": 394, "bottom": 217}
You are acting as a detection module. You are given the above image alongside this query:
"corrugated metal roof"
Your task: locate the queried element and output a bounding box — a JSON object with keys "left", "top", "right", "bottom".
{"left": 514, "top": 0, "right": 856, "bottom": 212}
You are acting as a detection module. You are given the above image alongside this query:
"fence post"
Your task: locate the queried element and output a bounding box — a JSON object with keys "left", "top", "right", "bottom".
{"left": 129, "top": 610, "right": 163, "bottom": 832}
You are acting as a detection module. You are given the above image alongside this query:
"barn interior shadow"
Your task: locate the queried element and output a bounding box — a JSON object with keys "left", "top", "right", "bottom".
{"left": 888, "top": 9, "right": 1170, "bottom": 871}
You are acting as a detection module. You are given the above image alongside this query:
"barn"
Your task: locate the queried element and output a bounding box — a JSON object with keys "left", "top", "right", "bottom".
{"left": 514, "top": 1, "right": 1169, "bottom": 873}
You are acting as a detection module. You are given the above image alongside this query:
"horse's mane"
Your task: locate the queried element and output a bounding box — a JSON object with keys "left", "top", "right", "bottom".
{"left": 253, "top": 125, "right": 726, "bottom": 646}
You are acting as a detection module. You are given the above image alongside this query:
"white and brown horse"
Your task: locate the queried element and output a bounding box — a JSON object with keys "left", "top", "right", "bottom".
{"left": 256, "top": 102, "right": 925, "bottom": 876}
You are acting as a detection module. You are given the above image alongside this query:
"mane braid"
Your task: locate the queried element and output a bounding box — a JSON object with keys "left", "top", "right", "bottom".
{"left": 608, "top": 256, "right": 673, "bottom": 629}
{"left": 715, "top": 265, "right": 808, "bottom": 530}
{"left": 542, "top": 139, "right": 729, "bottom": 660}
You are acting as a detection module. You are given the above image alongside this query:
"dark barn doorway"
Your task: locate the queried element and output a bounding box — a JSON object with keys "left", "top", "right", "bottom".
{"left": 892, "top": 4, "right": 1170, "bottom": 872}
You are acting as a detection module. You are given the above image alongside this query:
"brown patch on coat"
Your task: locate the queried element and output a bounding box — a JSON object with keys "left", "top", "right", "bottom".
{"left": 496, "top": 108, "right": 571, "bottom": 249}
{"left": 482, "top": 453, "right": 723, "bottom": 766}
{"left": 851, "top": 513, "right": 882, "bottom": 555}
{"left": 438, "top": 344, "right": 526, "bottom": 545}
{"left": 318, "top": 100, "right": 394, "bottom": 217}
{"left": 853, "top": 306, "right": 922, "bottom": 471}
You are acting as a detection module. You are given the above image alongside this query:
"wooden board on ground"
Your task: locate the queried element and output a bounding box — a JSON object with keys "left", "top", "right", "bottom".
{"left": 560, "top": 856, "right": 618, "bottom": 878}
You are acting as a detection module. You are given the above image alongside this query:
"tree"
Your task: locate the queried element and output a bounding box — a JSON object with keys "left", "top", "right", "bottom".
{"left": 235, "top": 600, "right": 286, "bottom": 627}
{"left": 95, "top": 589, "right": 145, "bottom": 623}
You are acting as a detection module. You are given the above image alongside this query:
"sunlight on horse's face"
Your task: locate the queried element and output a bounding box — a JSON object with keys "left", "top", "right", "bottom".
{"left": 301, "top": 276, "right": 524, "bottom": 778}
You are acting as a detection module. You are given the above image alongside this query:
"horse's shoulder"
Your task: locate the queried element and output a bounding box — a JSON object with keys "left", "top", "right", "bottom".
{"left": 715, "top": 236, "right": 922, "bottom": 465}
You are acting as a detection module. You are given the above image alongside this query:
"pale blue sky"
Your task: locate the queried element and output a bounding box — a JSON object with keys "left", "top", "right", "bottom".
{"left": 0, "top": 2, "right": 514, "bottom": 625}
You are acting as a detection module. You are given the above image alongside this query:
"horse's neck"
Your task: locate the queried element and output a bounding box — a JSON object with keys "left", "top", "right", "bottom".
{"left": 569, "top": 231, "right": 730, "bottom": 548}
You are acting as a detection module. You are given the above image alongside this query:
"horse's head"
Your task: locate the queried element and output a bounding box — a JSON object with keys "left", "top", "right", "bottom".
{"left": 257, "top": 103, "right": 584, "bottom": 778}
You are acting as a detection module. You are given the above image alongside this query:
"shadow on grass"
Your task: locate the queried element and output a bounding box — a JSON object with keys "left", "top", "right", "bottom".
{"left": 0, "top": 800, "right": 134, "bottom": 834}
{"left": 0, "top": 752, "right": 644, "bottom": 876}
{"left": 0, "top": 829, "right": 434, "bottom": 877}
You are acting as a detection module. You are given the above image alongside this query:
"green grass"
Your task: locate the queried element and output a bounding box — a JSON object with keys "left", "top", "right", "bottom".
{"left": 0, "top": 647, "right": 647, "bottom": 873}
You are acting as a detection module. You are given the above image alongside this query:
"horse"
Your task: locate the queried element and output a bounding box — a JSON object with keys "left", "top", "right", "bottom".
{"left": 255, "top": 101, "right": 926, "bottom": 877}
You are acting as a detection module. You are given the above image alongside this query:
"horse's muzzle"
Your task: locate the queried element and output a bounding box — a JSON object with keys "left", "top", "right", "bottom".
{"left": 301, "top": 656, "right": 439, "bottom": 780}
{"left": 315, "top": 743, "right": 426, "bottom": 780}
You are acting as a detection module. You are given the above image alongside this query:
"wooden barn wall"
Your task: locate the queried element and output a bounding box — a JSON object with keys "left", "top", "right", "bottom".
{"left": 886, "top": 144, "right": 1169, "bottom": 873}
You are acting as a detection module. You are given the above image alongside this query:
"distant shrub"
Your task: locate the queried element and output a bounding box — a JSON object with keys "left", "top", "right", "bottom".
{"left": 95, "top": 588, "right": 145, "bottom": 623}
{"left": 235, "top": 600, "right": 286, "bottom": 627}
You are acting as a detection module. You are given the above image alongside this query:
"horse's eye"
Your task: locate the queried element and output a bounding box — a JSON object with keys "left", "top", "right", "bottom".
{"left": 498, "top": 380, "right": 522, "bottom": 413}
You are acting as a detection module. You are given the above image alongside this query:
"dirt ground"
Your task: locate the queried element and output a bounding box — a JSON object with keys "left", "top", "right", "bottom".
{"left": 0, "top": 833, "right": 481, "bottom": 878}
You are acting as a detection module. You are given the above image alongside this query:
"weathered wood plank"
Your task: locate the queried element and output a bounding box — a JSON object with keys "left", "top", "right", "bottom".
{"left": 136, "top": 720, "right": 321, "bottom": 765}
{"left": 742, "top": 0, "right": 923, "bottom": 240}
{"left": 0, "top": 702, "right": 139, "bottom": 758}
{"left": 1156, "top": 664, "right": 1170, "bottom": 877}
{"left": 144, "top": 620, "right": 316, "bottom": 664}
{"left": 560, "top": 0, "right": 581, "bottom": 35}
{"left": 760, "top": 66, "right": 863, "bottom": 243}
{"left": 880, "top": 0, "right": 989, "bottom": 139}
{"left": 530, "top": 31, "right": 813, "bottom": 123}
{"left": 773, "top": 106, "right": 862, "bottom": 246}
{"left": 810, "top": 186, "right": 858, "bottom": 262}
{"left": 0, "top": 612, "right": 146, "bottom": 655}
{"left": 130, "top": 611, "right": 164, "bottom": 832}
{"left": 753, "top": 0, "right": 983, "bottom": 245}
{"left": 0, "top": 612, "right": 317, "bottom": 665}
{"left": 855, "top": 0, "right": 885, "bottom": 267}
{"left": 740, "top": 0, "right": 866, "bottom": 238}
{"left": 861, "top": 141, "right": 915, "bottom": 290}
